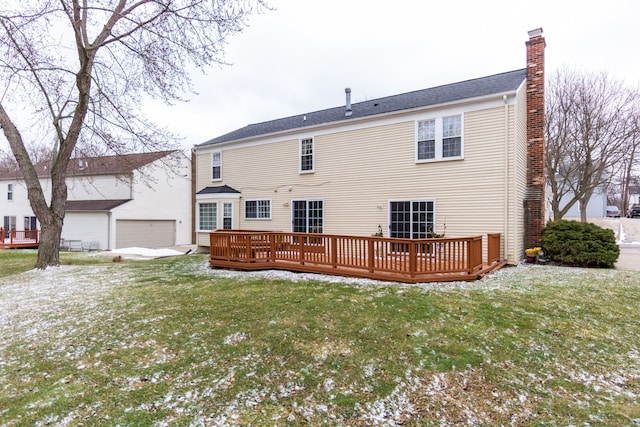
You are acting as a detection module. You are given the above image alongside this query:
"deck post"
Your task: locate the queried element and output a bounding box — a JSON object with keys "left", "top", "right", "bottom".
{"left": 300, "top": 235, "right": 305, "bottom": 265}
{"left": 331, "top": 237, "right": 338, "bottom": 268}
{"left": 270, "top": 233, "right": 276, "bottom": 263}
{"left": 409, "top": 241, "right": 417, "bottom": 278}
{"left": 368, "top": 239, "right": 375, "bottom": 273}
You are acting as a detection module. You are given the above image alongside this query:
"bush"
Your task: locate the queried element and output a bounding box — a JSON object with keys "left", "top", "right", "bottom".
{"left": 540, "top": 220, "right": 619, "bottom": 268}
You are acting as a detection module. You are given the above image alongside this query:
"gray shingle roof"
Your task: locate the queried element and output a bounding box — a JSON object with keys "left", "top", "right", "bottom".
{"left": 196, "top": 185, "right": 241, "bottom": 195}
{"left": 65, "top": 199, "right": 131, "bottom": 211}
{"left": 198, "top": 69, "right": 527, "bottom": 147}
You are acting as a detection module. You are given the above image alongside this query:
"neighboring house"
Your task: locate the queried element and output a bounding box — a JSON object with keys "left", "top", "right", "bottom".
{"left": 0, "top": 151, "right": 192, "bottom": 250}
{"left": 192, "top": 29, "right": 547, "bottom": 265}
{"left": 553, "top": 185, "right": 608, "bottom": 218}
{"left": 629, "top": 185, "right": 640, "bottom": 206}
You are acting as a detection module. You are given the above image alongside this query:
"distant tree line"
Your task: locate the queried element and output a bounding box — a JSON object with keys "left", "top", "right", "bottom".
{"left": 545, "top": 68, "right": 640, "bottom": 221}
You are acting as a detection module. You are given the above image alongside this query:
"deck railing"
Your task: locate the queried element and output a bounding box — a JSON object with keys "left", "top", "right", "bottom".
{"left": 209, "top": 230, "right": 502, "bottom": 283}
{"left": 0, "top": 228, "right": 40, "bottom": 248}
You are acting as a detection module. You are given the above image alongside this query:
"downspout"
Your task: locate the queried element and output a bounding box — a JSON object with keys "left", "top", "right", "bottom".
{"left": 503, "top": 94, "right": 510, "bottom": 262}
{"left": 191, "top": 147, "right": 197, "bottom": 245}
{"left": 107, "top": 211, "right": 112, "bottom": 250}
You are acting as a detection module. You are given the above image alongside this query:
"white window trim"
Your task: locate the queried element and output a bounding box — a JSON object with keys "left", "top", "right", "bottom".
{"left": 291, "top": 198, "right": 324, "bottom": 233}
{"left": 211, "top": 151, "right": 222, "bottom": 182}
{"left": 7, "top": 183, "right": 13, "bottom": 201}
{"left": 299, "top": 138, "right": 314, "bottom": 174}
{"left": 415, "top": 114, "right": 464, "bottom": 163}
{"left": 244, "top": 199, "right": 272, "bottom": 220}
{"left": 196, "top": 201, "right": 218, "bottom": 232}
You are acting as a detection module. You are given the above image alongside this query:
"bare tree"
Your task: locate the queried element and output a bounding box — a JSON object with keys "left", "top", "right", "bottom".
{"left": 545, "top": 69, "right": 637, "bottom": 221}
{"left": 0, "top": 0, "right": 266, "bottom": 268}
{"left": 618, "top": 99, "right": 640, "bottom": 213}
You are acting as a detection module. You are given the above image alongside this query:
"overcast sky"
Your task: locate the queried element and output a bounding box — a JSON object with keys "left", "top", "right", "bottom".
{"left": 142, "top": 0, "right": 639, "bottom": 150}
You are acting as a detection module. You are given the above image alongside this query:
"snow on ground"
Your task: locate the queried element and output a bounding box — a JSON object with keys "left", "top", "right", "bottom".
{"left": 106, "top": 247, "right": 187, "bottom": 259}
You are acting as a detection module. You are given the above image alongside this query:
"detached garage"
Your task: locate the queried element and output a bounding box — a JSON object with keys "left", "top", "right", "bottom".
{"left": 115, "top": 220, "right": 176, "bottom": 248}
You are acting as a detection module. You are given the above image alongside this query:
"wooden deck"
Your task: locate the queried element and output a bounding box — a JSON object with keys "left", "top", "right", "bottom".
{"left": 0, "top": 228, "right": 39, "bottom": 249}
{"left": 209, "top": 231, "right": 505, "bottom": 283}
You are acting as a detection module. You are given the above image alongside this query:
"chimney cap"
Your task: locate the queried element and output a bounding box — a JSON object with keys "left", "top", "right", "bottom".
{"left": 527, "top": 28, "right": 543, "bottom": 38}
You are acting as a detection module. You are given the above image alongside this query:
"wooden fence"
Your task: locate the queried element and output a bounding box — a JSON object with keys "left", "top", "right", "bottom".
{"left": 209, "top": 230, "right": 504, "bottom": 283}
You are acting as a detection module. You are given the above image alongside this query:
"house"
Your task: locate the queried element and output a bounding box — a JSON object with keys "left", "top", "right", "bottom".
{"left": 553, "top": 185, "right": 608, "bottom": 219}
{"left": 0, "top": 150, "right": 192, "bottom": 250}
{"left": 629, "top": 185, "right": 640, "bottom": 207}
{"left": 192, "top": 29, "right": 546, "bottom": 265}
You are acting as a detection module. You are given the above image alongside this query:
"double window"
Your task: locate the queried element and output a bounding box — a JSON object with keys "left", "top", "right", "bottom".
{"left": 211, "top": 152, "right": 222, "bottom": 181}
{"left": 245, "top": 199, "right": 271, "bottom": 220}
{"left": 417, "top": 115, "right": 462, "bottom": 161}
{"left": 292, "top": 200, "right": 323, "bottom": 233}
{"left": 389, "top": 200, "right": 435, "bottom": 239}
{"left": 300, "top": 138, "right": 314, "bottom": 173}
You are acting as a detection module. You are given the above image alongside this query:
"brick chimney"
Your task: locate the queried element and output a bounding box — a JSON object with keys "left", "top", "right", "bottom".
{"left": 524, "top": 28, "right": 546, "bottom": 249}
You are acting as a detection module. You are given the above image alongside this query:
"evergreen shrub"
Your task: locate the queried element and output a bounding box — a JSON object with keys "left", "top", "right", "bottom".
{"left": 540, "top": 220, "right": 619, "bottom": 268}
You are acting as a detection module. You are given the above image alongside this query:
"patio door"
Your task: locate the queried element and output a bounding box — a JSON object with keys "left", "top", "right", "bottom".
{"left": 389, "top": 201, "right": 434, "bottom": 239}
{"left": 3, "top": 216, "right": 16, "bottom": 239}
{"left": 292, "top": 200, "right": 323, "bottom": 233}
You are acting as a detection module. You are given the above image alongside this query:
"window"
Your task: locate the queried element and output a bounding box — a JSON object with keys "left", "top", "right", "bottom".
{"left": 417, "top": 120, "right": 436, "bottom": 160}
{"left": 24, "top": 216, "right": 37, "bottom": 231}
{"left": 211, "top": 152, "right": 222, "bottom": 181}
{"left": 7, "top": 184, "right": 13, "bottom": 201}
{"left": 222, "top": 202, "right": 233, "bottom": 230}
{"left": 198, "top": 202, "right": 217, "bottom": 231}
{"left": 416, "top": 114, "right": 463, "bottom": 161}
{"left": 442, "top": 115, "right": 462, "bottom": 158}
{"left": 292, "top": 200, "right": 323, "bottom": 233}
{"left": 300, "top": 138, "right": 314, "bottom": 172}
{"left": 245, "top": 200, "right": 271, "bottom": 220}
{"left": 389, "top": 200, "right": 435, "bottom": 239}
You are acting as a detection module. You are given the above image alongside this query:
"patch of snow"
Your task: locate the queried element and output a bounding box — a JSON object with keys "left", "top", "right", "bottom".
{"left": 107, "top": 247, "right": 185, "bottom": 259}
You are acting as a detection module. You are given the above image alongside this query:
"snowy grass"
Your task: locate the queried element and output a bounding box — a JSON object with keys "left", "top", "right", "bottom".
{"left": 1, "top": 251, "right": 640, "bottom": 425}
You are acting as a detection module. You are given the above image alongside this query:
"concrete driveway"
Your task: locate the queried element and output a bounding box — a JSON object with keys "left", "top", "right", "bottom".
{"left": 617, "top": 217, "right": 640, "bottom": 271}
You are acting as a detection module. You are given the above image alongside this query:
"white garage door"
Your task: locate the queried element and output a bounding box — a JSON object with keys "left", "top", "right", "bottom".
{"left": 116, "top": 220, "right": 176, "bottom": 249}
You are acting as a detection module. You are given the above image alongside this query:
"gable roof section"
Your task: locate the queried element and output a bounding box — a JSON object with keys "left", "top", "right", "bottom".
{"left": 0, "top": 151, "right": 175, "bottom": 179}
{"left": 199, "top": 69, "right": 527, "bottom": 147}
{"left": 65, "top": 199, "right": 131, "bottom": 211}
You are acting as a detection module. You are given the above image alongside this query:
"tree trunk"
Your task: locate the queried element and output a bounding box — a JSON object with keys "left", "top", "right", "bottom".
{"left": 36, "top": 215, "right": 63, "bottom": 268}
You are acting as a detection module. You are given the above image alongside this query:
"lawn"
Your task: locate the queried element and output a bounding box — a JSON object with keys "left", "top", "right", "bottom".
{"left": 1, "top": 250, "right": 639, "bottom": 425}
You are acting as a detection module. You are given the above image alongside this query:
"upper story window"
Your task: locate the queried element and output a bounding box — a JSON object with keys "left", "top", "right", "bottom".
{"left": 211, "top": 152, "right": 222, "bottom": 181}
{"left": 416, "top": 114, "right": 463, "bottom": 162}
{"left": 442, "top": 115, "right": 462, "bottom": 158}
{"left": 7, "top": 184, "right": 13, "bottom": 201}
{"left": 300, "top": 138, "right": 314, "bottom": 173}
{"left": 417, "top": 120, "right": 436, "bottom": 160}
{"left": 245, "top": 199, "right": 271, "bottom": 220}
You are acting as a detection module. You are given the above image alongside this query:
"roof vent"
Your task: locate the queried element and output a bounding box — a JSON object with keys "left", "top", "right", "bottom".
{"left": 345, "top": 87, "right": 352, "bottom": 117}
